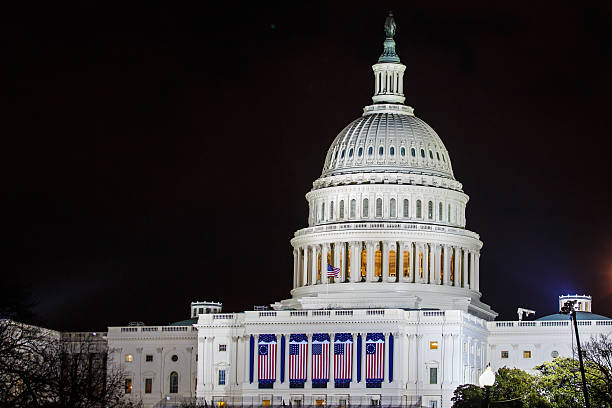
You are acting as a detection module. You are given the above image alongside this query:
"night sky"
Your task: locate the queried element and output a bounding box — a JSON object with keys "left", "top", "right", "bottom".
{"left": 3, "top": 1, "right": 611, "bottom": 331}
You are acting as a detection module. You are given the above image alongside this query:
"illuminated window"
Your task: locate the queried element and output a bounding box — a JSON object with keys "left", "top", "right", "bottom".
{"left": 440, "top": 250, "right": 444, "bottom": 282}
{"left": 330, "top": 201, "right": 334, "bottom": 220}
{"left": 378, "top": 146, "right": 384, "bottom": 156}
{"left": 419, "top": 251, "right": 423, "bottom": 278}
{"left": 390, "top": 146, "right": 395, "bottom": 156}
{"left": 429, "top": 367, "right": 438, "bottom": 384}
{"left": 125, "top": 378, "right": 132, "bottom": 394}
{"left": 263, "top": 400, "right": 271, "bottom": 407}
{"left": 523, "top": 351, "right": 531, "bottom": 359}
{"left": 362, "top": 198, "right": 369, "bottom": 217}
{"left": 350, "top": 199, "right": 356, "bottom": 218}
{"left": 450, "top": 251, "right": 455, "bottom": 282}
{"left": 375, "top": 249, "right": 382, "bottom": 277}
{"left": 125, "top": 354, "right": 133, "bottom": 363}
{"left": 145, "top": 354, "right": 153, "bottom": 362}
{"left": 219, "top": 344, "right": 226, "bottom": 352}
{"left": 428, "top": 201, "right": 433, "bottom": 219}
{"left": 347, "top": 248, "right": 351, "bottom": 279}
{"left": 368, "top": 146, "right": 373, "bottom": 156}
{"left": 390, "top": 198, "right": 396, "bottom": 217}
{"left": 430, "top": 341, "right": 439, "bottom": 350}
{"left": 339, "top": 200, "right": 344, "bottom": 219}
{"left": 438, "top": 202, "right": 443, "bottom": 221}
{"left": 376, "top": 198, "right": 382, "bottom": 217}
{"left": 218, "top": 369, "right": 226, "bottom": 385}
{"left": 361, "top": 248, "right": 367, "bottom": 278}
{"left": 411, "top": 147, "right": 416, "bottom": 157}
{"left": 389, "top": 250, "right": 396, "bottom": 277}
{"left": 463, "top": 343, "right": 467, "bottom": 352}
{"left": 401, "top": 147, "right": 406, "bottom": 156}
{"left": 403, "top": 251, "right": 410, "bottom": 277}
{"left": 403, "top": 199, "right": 409, "bottom": 217}
{"left": 145, "top": 378, "right": 152, "bottom": 393}
{"left": 317, "top": 253, "right": 321, "bottom": 282}
{"left": 501, "top": 351, "right": 509, "bottom": 359}
{"left": 169, "top": 372, "right": 178, "bottom": 393}
{"left": 416, "top": 200, "right": 422, "bottom": 218}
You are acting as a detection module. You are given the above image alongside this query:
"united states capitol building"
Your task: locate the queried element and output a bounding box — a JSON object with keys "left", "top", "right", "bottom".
{"left": 107, "top": 15, "right": 612, "bottom": 408}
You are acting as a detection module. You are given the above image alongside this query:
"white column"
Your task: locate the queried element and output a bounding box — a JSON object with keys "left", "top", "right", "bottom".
{"left": 333, "top": 242, "right": 341, "bottom": 283}
{"left": 197, "top": 338, "right": 205, "bottom": 392}
{"left": 351, "top": 242, "right": 361, "bottom": 282}
{"left": 329, "top": 333, "right": 335, "bottom": 384}
{"left": 423, "top": 243, "right": 429, "bottom": 284}
{"left": 360, "top": 332, "right": 367, "bottom": 383}
{"left": 462, "top": 249, "right": 468, "bottom": 288}
{"left": 340, "top": 242, "right": 347, "bottom": 282}
{"left": 454, "top": 247, "right": 461, "bottom": 286}
{"left": 352, "top": 333, "right": 358, "bottom": 384}
{"left": 231, "top": 337, "right": 238, "bottom": 387}
{"left": 243, "top": 336, "right": 250, "bottom": 385}
{"left": 306, "top": 334, "right": 312, "bottom": 388}
{"left": 321, "top": 244, "right": 329, "bottom": 284}
{"left": 302, "top": 247, "right": 309, "bottom": 287}
{"left": 293, "top": 249, "right": 298, "bottom": 288}
{"left": 275, "top": 335, "right": 281, "bottom": 384}
{"left": 475, "top": 252, "right": 480, "bottom": 291}
{"left": 284, "top": 335, "right": 290, "bottom": 385}
{"left": 253, "top": 336, "right": 258, "bottom": 384}
{"left": 443, "top": 245, "right": 451, "bottom": 286}
{"left": 398, "top": 242, "right": 405, "bottom": 282}
{"left": 312, "top": 246, "right": 319, "bottom": 285}
{"left": 407, "top": 242, "right": 414, "bottom": 283}
{"left": 382, "top": 241, "right": 390, "bottom": 282}
{"left": 431, "top": 244, "right": 439, "bottom": 284}
{"left": 408, "top": 334, "right": 416, "bottom": 384}
{"left": 366, "top": 241, "right": 376, "bottom": 282}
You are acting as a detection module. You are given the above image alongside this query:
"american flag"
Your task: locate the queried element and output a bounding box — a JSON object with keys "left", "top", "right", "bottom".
{"left": 327, "top": 264, "right": 340, "bottom": 278}
{"left": 366, "top": 333, "right": 385, "bottom": 382}
{"left": 289, "top": 334, "right": 308, "bottom": 383}
{"left": 258, "top": 334, "right": 277, "bottom": 382}
{"left": 334, "top": 333, "right": 353, "bottom": 382}
{"left": 311, "top": 333, "right": 330, "bottom": 382}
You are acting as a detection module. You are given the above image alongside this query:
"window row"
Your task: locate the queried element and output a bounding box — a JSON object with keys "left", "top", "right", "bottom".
{"left": 124, "top": 372, "right": 179, "bottom": 394}
{"left": 330, "top": 144, "right": 447, "bottom": 165}
{"left": 312, "top": 197, "right": 462, "bottom": 225}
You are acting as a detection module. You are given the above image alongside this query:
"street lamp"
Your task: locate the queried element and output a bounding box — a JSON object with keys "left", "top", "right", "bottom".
{"left": 560, "top": 300, "right": 591, "bottom": 408}
{"left": 478, "top": 364, "right": 495, "bottom": 408}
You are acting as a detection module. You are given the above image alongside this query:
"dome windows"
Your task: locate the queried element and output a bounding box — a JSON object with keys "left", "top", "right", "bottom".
{"left": 411, "top": 147, "right": 416, "bottom": 157}
{"left": 341, "top": 149, "right": 345, "bottom": 159}
{"left": 349, "top": 148, "right": 354, "bottom": 158}
{"left": 420, "top": 149, "right": 426, "bottom": 158}
{"left": 378, "top": 146, "right": 384, "bottom": 156}
{"left": 436, "top": 152, "right": 440, "bottom": 161}
{"left": 339, "top": 200, "right": 344, "bottom": 219}
{"left": 362, "top": 198, "right": 369, "bottom": 217}
{"left": 416, "top": 200, "right": 422, "bottom": 218}
{"left": 350, "top": 199, "right": 356, "bottom": 218}
{"left": 439, "top": 202, "right": 443, "bottom": 221}
{"left": 368, "top": 146, "right": 373, "bottom": 156}
{"left": 390, "top": 198, "right": 397, "bottom": 217}
{"left": 400, "top": 147, "right": 405, "bottom": 156}
{"left": 330, "top": 201, "right": 334, "bottom": 220}
{"left": 429, "top": 150, "right": 433, "bottom": 159}
{"left": 403, "top": 199, "right": 409, "bottom": 217}
{"left": 442, "top": 154, "right": 446, "bottom": 162}
{"left": 428, "top": 201, "right": 433, "bottom": 219}
{"left": 376, "top": 198, "right": 383, "bottom": 217}
{"left": 358, "top": 147, "right": 363, "bottom": 157}
{"left": 390, "top": 146, "right": 395, "bottom": 156}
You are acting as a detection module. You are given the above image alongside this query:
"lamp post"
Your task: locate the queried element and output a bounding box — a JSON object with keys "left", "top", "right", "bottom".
{"left": 478, "top": 364, "right": 495, "bottom": 408}
{"left": 560, "top": 300, "right": 591, "bottom": 408}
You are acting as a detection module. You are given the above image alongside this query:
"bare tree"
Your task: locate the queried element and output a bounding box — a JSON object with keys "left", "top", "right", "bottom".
{"left": 583, "top": 334, "right": 612, "bottom": 407}
{"left": 0, "top": 320, "right": 141, "bottom": 407}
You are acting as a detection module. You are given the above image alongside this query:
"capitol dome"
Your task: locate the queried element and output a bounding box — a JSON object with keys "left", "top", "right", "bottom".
{"left": 322, "top": 112, "right": 455, "bottom": 180}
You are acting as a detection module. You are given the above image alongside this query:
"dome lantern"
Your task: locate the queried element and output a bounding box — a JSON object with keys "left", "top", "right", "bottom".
{"left": 372, "top": 12, "right": 406, "bottom": 105}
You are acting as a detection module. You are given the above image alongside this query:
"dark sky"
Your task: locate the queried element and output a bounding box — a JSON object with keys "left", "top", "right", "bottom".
{"left": 3, "top": 1, "right": 611, "bottom": 331}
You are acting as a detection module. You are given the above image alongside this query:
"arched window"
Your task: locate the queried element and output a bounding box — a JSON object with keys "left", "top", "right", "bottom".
{"left": 378, "top": 146, "right": 384, "bottom": 156}
{"left": 403, "top": 199, "right": 409, "bottom": 217}
{"left": 390, "top": 198, "right": 396, "bottom": 217}
{"left": 439, "top": 202, "right": 443, "bottom": 221}
{"left": 401, "top": 147, "right": 406, "bottom": 156}
{"left": 321, "top": 203, "right": 325, "bottom": 222}
{"left": 330, "top": 201, "right": 334, "bottom": 220}
{"left": 442, "top": 154, "right": 446, "bottom": 162}
{"left": 358, "top": 147, "right": 363, "bottom": 157}
{"left": 349, "top": 148, "right": 354, "bottom": 157}
{"left": 403, "top": 250, "right": 410, "bottom": 277}
{"left": 429, "top": 150, "right": 433, "bottom": 159}
{"left": 333, "top": 150, "right": 338, "bottom": 160}
{"left": 428, "top": 201, "right": 433, "bottom": 219}
{"left": 390, "top": 146, "right": 395, "bottom": 156}
{"left": 341, "top": 149, "right": 345, "bottom": 159}
{"left": 339, "top": 200, "right": 344, "bottom": 219}
{"left": 169, "top": 372, "right": 178, "bottom": 394}
{"left": 368, "top": 146, "right": 373, "bottom": 156}
{"left": 448, "top": 204, "right": 451, "bottom": 222}
{"left": 362, "top": 198, "right": 369, "bottom": 217}
{"left": 350, "top": 199, "right": 356, "bottom": 219}
{"left": 389, "top": 249, "right": 397, "bottom": 277}
{"left": 411, "top": 147, "right": 416, "bottom": 157}
{"left": 436, "top": 152, "right": 440, "bottom": 160}
{"left": 420, "top": 149, "right": 426, "bottom": 158}
{"left": 375, "top": 249, "right": 382, "bottom": 277}
{"left": 416, "top": 200, "right": 422, "bottom": 218}
{"left": 376, "top": 198, "right": 383, "bottom": 217}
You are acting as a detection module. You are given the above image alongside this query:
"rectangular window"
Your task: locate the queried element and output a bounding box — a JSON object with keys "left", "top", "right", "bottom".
{"left": 125, "top": 354, "right": 133, "bottom": 363}
{"left": 430, "top": 402, "right": 438, "bottom": 408}
{"left": 429, "top": 367, "right": 438, "bottom": 384}
{"left": 429, "top": 341, "right": 438, "bottom": 350}
{"left": 145, "top": 378, "right": 152, "bottom": 394}
{"left": 219, "top": 344, "right": 227, "bottom": 352}
{"left": 523, "top": 350, "right": 532, "bottom": 358}
{"left": 145, "top": 354, "right": 153, "bottom": 362}
{"left": 501, "top": 351, "right": 509, "bottom": 359}
{"left": 218, "top": 369, "right": 226, "bottom": 385}
{"left": 124, "top": 378, "right": 132, "bottom": 394}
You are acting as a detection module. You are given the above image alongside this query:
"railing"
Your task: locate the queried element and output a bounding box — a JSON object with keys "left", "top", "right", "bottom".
{"left": 335, "top": 310, "right": 353, "bottom": 316}
{"left": 290, "top": 311, "right": 308, "bottom": 317}
{"left": 212, "top": 314, "right": 235, "bottom": 320}
{"left": 120, "top": 327, "right": 138, "bottom": 332}
{"left": 423, "top": 311, "right": 445, "bottom": 317}
{"left": 258, "top": 312, "right": 277, "bottom": 317}
{"left": 161, "top": 326, "right": 187, "bottom": 332}
{"left": 596, "top": 321, "right": 612, "bottom": 326}
{"left": 312, "top": 310, "right": 331, "bottom": 316}
{"left": 293, "top": 221, "right": 479, "bottom": 239}
{"left": 518, "top": 322, "right": 536, "bottom": 327}
{"left": 141, "top": 327, "right": 158, "bottom": 332}
{"left": 366, "top": 310, "right": 385, "bottom": 316}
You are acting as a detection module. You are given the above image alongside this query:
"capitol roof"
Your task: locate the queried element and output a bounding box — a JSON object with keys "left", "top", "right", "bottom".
{"left": 536, "top": 311, "right": 611, "bottom": 321}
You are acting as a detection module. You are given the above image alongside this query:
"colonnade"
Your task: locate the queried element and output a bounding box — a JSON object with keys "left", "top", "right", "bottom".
{"left": 292, "top": 241, "right": 479, "bottom": 291}
{"left": 374, "top": 69, "right": 403, "bottom": 96}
